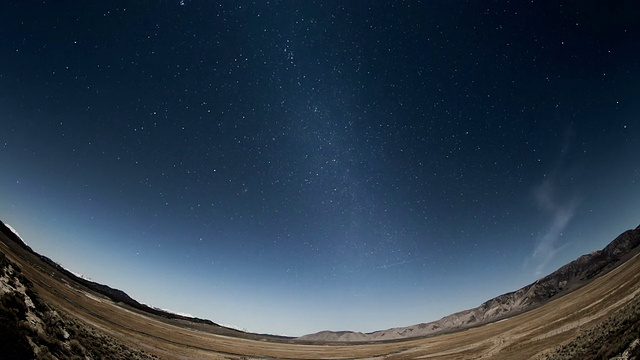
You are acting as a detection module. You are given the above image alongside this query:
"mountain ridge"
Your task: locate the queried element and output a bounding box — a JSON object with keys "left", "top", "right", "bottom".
{"left": 298, "top": 224, "right": 640, "bottom": 342}
{"left": 0, "top": 220, "right": 291, "bottom": 340}
{"left": 2, "top": 219, "right": 638, "bottom": 343}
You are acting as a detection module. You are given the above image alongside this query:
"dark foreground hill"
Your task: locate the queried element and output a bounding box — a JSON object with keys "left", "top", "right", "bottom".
{"left": 0, "top": 221, "right": 216, "bottom": 325}
{"left": 299, "top": 225, "right": 640, "bottom": 342}
{"left": 0, "top": 220, "right": 291, "bottom": 342}
{"left": 0, "top": 250, "right": 158, "bottom": 359}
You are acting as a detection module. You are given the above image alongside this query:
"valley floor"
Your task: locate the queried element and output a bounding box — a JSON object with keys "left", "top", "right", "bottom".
{"left": 1, "top": 231, "right": 640, "bottom": 359}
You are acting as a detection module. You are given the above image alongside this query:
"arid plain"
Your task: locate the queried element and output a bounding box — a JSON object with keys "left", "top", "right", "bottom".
{"left": 2, "top": 229, "right": 639, "bottom": 360}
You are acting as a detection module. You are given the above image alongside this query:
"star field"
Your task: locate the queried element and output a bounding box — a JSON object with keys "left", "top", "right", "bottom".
{"left": 1, "top": 1, "right": 639, "bottom": 335}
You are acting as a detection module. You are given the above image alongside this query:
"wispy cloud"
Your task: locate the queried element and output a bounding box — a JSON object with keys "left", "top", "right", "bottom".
{"left": 529, "top": 178, "right": 580, "bottom": 276}
{"left": 526, "top": 123, "right": 584, "bottom": 277}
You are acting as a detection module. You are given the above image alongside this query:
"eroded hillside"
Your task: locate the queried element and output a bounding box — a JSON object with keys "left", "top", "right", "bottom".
{"left": 0, "top": 251, "right": 157, "bottom": 360}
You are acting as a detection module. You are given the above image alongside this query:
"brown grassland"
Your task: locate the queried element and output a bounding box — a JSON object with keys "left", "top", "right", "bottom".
{"left": 1, "top": 231, "right": 639, "bottom": 360}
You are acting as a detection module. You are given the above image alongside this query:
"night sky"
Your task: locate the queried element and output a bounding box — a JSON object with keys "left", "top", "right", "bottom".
{"left": 1, "top": 1, "right": 639, "bottom": 336}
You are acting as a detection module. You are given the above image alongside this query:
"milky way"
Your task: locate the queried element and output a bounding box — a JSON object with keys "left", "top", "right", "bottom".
{"left": 1, "top": 1, "right": 639, "bottom": 335}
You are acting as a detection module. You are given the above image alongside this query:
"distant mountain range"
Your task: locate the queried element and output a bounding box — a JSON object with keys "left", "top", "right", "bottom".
{"left": 298, "top": 224, "right": 640, "bottom": 342}
{"left": 2, "top": 219, "right": 639, "bottom": 343}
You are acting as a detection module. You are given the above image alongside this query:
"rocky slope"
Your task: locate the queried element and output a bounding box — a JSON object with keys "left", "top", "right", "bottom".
{"left": 299, "top": 225, "right": 640, "bottom": 342}
{"left": 0, "top": 250, "right": 158, "bottom": 359}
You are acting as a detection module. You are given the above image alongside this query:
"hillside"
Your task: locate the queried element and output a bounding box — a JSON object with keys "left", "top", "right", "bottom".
{"left": 299, "top": 225, "right": 640, "bottom": 342}
{"left": 0, "top": 220, "right": 291, "bottom": 342}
